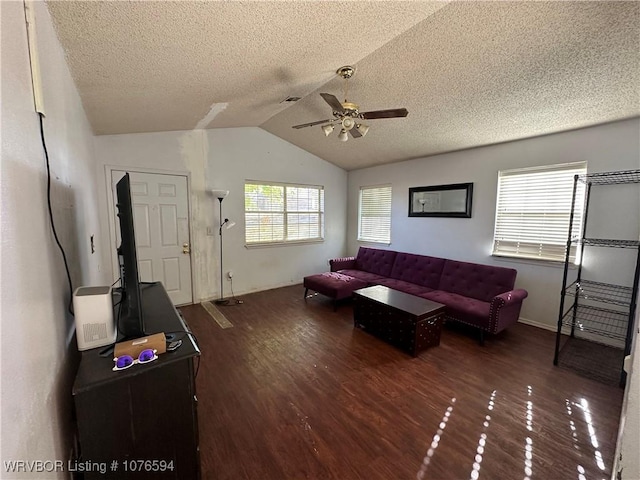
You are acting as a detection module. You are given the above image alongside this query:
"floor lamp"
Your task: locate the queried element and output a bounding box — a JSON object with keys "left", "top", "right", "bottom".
{"left": 210, "top": 190, "right": 235, "bottom": 305}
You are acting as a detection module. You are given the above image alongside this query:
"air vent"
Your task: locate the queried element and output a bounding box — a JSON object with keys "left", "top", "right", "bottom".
{"left": 280, "top": 96, "right": 301, "bottom": 103}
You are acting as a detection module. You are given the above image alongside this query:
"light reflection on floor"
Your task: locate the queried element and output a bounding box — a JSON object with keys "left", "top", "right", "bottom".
{"left": 576, "top": 398, "right": 606, "bottom": 472}
{"left": 416, "top": 397, "right": 457, "bottom": 480}
{"left": 523, "top": 385, "right": 533, "bottom": 480}
{"left": 415, "top": 390, "right": 612, "bottom": 480}
{"left": 565, "top": 399, "right": 580, "bottom": 451}
{"left": 567, "top": 396, "right": 608, "bottom": 479}
{"left": 469, "top": 390, "right": 496, "bottom": 480}
{"left": 577, "top": 464, "right": 587, "bottom": 480}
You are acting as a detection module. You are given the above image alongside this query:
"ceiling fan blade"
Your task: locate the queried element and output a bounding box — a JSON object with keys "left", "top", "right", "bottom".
{"left": 320, "top": 93, "right": 346, "bottom": 114}
{"left": 361, "top": 108, "right": 408, "bottom": 120}
{"left": 349, "top": 127, "right": 362, "bottom": 138}
{"left": 292, "top": 119, "right": 333, "bottom": 129}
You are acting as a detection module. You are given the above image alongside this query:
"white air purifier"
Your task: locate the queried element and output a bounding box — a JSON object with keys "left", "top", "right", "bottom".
{"left": 73, "top": 286, "right": 117, "bottom": 351}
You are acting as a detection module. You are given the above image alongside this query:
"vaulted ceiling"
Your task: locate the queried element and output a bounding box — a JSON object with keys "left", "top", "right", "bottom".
{"left": 47, "top": 1, "right": 639, "bottom": 170}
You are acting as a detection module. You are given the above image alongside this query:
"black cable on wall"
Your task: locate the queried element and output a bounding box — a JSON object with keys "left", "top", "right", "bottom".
{"left": 38, "top": 112, "right": 74, "bottom": 316}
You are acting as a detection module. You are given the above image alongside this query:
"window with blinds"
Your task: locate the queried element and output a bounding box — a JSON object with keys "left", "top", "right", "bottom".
{"left": 245, "top": 182, "right": 324, "bottom": 245}
{"left": 492, "top": 162, "right": 587, "bottom": 263}
{"left": 358, "top": 185, "right": 392, "bottom": 244}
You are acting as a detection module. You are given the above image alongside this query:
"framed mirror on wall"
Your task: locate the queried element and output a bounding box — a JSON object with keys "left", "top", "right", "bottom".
{"left": 408, "top": 182, "right": 473, "bottom": 218}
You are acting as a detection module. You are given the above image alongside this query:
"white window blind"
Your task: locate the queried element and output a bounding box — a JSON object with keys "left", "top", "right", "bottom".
{"left": 245, "top": 182, "right": 324, "bottom": 245}
{"left": 493, "top": 162, "right": 586, "bottom": 263}
{"left": 358, "top": 185, "right": 392, "bottom": 244}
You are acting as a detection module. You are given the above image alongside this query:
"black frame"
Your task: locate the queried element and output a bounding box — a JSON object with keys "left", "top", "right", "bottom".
{"left": 408, "top": 182, "right": 473, "bottom": 218}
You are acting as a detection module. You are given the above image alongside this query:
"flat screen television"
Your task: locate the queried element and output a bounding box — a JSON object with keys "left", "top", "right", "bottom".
{"left": 116, "top": 173, "right": 145, "bottom": 339}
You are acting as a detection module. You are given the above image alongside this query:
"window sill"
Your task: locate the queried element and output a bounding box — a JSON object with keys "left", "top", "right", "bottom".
{"left": 491, "top": 253, "right": 578, "bottom": 269}
{"left": 358, "top": 239, "right": 391, "bottom": 246}
{"left": 245, "top": 239, "right": 324, "bottom": 249}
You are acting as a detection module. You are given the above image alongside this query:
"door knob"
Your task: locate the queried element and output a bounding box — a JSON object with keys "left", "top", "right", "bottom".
{"left": 183, "top": 243, "right": 190, "bottom": 254}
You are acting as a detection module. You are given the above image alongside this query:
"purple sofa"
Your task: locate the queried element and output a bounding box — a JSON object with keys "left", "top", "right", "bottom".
{"left": 329, "top": 247, "right": 528, "bottom": 341}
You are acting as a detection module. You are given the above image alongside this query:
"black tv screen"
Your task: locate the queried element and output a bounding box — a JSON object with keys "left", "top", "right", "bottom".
{"left": 116, "top": 173, "right": 145, "bottom": 339}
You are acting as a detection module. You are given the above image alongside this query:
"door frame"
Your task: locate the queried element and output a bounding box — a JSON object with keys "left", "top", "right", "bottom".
{"left": 105, "top": 164, "right": 195, "bottom": 306}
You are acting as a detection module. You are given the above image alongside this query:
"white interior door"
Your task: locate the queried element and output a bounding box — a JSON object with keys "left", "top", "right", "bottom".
{"left": 111, "top": 170, "right": 193, "bottom": 305}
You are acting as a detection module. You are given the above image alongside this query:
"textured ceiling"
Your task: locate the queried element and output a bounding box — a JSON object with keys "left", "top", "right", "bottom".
{"left": 47, "top": 1, "right": 639, "bottom": 171}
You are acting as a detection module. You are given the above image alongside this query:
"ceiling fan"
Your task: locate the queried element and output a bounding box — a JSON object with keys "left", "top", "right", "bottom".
{"left": 292, "top": 66, "right": 409, "bottom": 141}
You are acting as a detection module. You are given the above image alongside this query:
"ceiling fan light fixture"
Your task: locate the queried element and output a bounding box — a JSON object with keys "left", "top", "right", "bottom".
{"left": 321, "top": 124, "right": 334, "bottom": 136}
{"left": 342, "top": 117, "right": 355, "bottom": 130}
{"left": 356, "top": 123, "right": 370, "bottom": 137}
{"left": 338, "top": 129, "right": 348, "bottom": 142}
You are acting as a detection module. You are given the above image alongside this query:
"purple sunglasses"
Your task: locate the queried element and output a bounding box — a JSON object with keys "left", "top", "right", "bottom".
{"left": 112, "top": 349, "right": 158, "bottom": 371}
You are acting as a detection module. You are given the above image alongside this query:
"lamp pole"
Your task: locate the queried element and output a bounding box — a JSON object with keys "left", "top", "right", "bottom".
{"left": 215, "top": 196, "right": 230, "bottom": 305}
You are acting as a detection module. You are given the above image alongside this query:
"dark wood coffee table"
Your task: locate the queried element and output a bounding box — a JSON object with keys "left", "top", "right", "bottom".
{"left": 353, "top": 285, "right": 446, "bottom": 356}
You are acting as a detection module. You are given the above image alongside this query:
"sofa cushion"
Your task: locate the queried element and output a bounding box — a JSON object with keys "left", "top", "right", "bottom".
{"left": 338, "top": 269, "right": 387, "bottom": 285}
{"left": 438, "top": 260, "right": 517, "bottom": 302}
{"left": 377, "top": 277, "right": 434, "bottom": 297}
{"left": 389, "top": 252, "right": 446, "bottom": 289}
{"left": 420, "top": 290, "right": 491, "bottom": 329}
{"left": 355, "top": 247, "right": 397, "bottom": 277}
{"left": 303, "top": 272, "right": 368, "bottom": 300}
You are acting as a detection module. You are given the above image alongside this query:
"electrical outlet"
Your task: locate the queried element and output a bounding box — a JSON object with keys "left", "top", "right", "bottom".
{"left": 227, "top": 271, "right": 233, "bottom": 279}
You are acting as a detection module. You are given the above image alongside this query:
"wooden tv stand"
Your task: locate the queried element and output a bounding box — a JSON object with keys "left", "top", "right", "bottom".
{"left": 72, "top": 282, "right": 200, "bottom": 479}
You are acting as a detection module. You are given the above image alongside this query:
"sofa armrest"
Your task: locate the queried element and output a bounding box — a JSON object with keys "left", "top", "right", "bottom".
{"left": 495, "top": 289, "right": 528, "bottom": 305}
{"left": 488, "top": 288, "right": 528, "bottom": 334}
{"left": 330, "top": 256, "right": 356, "bottom": 272}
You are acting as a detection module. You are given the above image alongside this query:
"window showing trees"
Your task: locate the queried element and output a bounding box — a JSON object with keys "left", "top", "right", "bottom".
{"left": 245, "top": 182, "right": 324, "bottom": 245}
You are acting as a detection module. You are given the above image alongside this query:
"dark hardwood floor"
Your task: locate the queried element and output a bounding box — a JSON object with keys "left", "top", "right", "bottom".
{"left": 180, "top": 285, "right": 624, "bottom": 480}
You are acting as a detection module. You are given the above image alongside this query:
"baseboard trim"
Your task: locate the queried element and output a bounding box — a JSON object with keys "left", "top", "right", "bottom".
{"left": 518, "top": 317, "right": 556, "bottom": 332}
{"left": 518, "top": 317, "right": 624, "bottom": 348}
{"left": 196, "top": 281, "right": 304, "bottom": 305}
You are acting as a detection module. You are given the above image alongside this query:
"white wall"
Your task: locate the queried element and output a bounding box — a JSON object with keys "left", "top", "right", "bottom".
{"left": 615, "top": 303, "right": 640, "bottom": 479}
{"left": 93, "top": 127, "right": 347, "bottom": 302}
{"left": 347, "top": 118, "right": 640, "bottom": 331}
{"left": 1, "top": 1, "right": 106, "bottom": 477}
{"left": 206, "top": 128, "right": 348, "bottom": 295}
